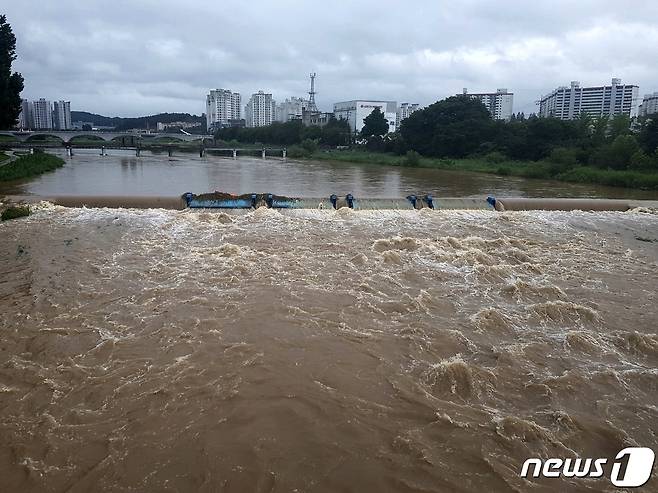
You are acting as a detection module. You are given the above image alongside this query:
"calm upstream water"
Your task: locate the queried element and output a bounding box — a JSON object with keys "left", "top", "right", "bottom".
{"left": 1, "top": 148, "right": 657, "bottom": 199}
{"left": 0, "top": 206, "right": 657, "bottom": 492}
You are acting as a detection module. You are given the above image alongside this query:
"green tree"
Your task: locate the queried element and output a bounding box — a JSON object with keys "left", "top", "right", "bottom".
{"left": 609, "top": 114, "right": 631, "bottom": 140}
{"left": 590, "top": 135, "right": 640, "bottom": 170}
{"left": 637, "top": 117, "right": 658, "bottom": 155}
{"left": 591, "top": 115, "right": 610, "bottom": 146}
{"left": 320, "top": 117, "right": 350, "bottom": 146}
{"left": 548, "top": 147, "right": 579, "bottom": 167}
{"left": 400, "top": 96, "right": 494, "bottom": 158}
{"left": 629, "top": 150, "right": 658, "bottom": 171}
{"left": 361, "top": 107, "right": 389, "bottom": 138}
{"left": 0, "top": 15, "right": 24, "bottom": 129}
{"left": 572, "top": 112, "right": 593, "bottom": 140}
{"left": 507, "top": 117, "right": 576, "bottom": 160}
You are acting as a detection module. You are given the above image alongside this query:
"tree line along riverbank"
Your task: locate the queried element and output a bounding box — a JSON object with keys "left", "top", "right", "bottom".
{"left": 304, "top": 149, "right": 658, "bottom": 191}
{"left": 213, "top": 95, "right": 658, "bottom": 191}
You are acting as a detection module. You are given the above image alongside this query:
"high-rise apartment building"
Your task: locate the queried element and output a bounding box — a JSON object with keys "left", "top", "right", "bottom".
{"left": 638, "top": 92, "right": 658, "bottom": 117}
{"left": 245, "top": 91, "right": 275, "bottom": 127}
{"left": 333, "top": 100, "right": 398, "bottom": 134}
{"left": 17, "top": 99, "right": 33, "bottom": 129}
{"left": 539, "top": 79, "right": 639, "bottom": 120}
{"left": 32, "top": 98, "right": 53, "bottom": 129}
{"left": 53, "top": 100, "right": 72, "bottom": 130}
{"left": 275, "top": 97, "right": 309, "bottom": 122}
{"left": 460, "top": 88, "right": 514, "bottom": 120}
{"left": 206, "top": 89, "right": 242, "bottom": 131}
{"left": 16, "top": 99, "right": 72, "bottom": 130}
{"left": 396, "top": 103, "right": 420, "bottom": 127}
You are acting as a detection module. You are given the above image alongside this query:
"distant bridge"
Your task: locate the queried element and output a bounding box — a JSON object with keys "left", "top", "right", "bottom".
{"left": 0, "top": 130, "right": 213, "bottom": 144}
{"left": 12, "top": 143, "right": 288, "bottom": 159}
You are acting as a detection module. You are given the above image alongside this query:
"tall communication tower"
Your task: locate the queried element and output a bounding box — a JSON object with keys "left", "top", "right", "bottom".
{"left": 308, "top": 73, "right": 318, "bottom": 112}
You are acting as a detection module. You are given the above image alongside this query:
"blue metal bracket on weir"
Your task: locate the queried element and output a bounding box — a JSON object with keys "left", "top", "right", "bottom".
{"left": 406, "top": 194, "right": 418, "bottom": 208}
{"left": 424, "top": 194, "right": 435, "bottom": 209}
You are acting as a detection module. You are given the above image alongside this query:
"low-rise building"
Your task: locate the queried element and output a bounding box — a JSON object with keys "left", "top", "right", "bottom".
{"left": 72, "top": 121, "right": 93, "bottom": 131}
{"left": 301, "top": 109, "right": 333, "bottom": 127}
{"left": 157, "top": 121, "right": 202, "bottom": 132}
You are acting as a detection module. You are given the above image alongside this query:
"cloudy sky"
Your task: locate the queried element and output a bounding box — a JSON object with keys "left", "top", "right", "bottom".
{"left": 5, "top": 1, "right": 658, "bottom": 117}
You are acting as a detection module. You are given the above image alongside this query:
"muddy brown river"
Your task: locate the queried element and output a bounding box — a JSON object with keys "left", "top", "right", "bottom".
{"left": 2, "top": 149, "right": 658, "bottom": 200}
{"left": 0, "top": 204, "right": 657, "bottom": 492}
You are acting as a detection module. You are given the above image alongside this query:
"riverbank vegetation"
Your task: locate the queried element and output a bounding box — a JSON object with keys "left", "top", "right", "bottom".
{"left": 0, "top": 152, "right": 65, "bottom": 181}
{"left": 1, "top": 205, "right": 29, "bottom": 221}
{"left": 213, "top": 96, "right": 658, "bottom": 190}
{"left": 307, "top": 150, "right": 658, "bottom": 190}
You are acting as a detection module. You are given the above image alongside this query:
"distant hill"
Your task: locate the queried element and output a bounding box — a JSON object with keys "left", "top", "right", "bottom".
{"left": 71, "top": 111, "right": 206, "bottom": 132}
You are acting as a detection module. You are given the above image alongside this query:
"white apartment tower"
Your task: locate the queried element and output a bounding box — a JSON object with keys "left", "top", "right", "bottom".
{"left": 461, "top": 88, "right": 514, "bottom": 120}
{"left": 245, "top": 91, "right": 275, "bottom": 127}
{"left": 206, "top": 89, "right": 242, "bottom": 130}
{"left": 539, "top": 79, "right": 639, "bottom": 120}
{"left": 396, "top": 103, "right": 420, "bottom": 127}
{"left": 17, "top": 99, "right": 32, "bottom": 129}
{"left": 638, "top": 92, "right": 658, "bottom": 117}
{"left": 53, "top": 100, "right": 72, "bottom": 130}
{"left": 32, "top": 98, "right": 53, "bottom": 130}
{"left": 275, "top": 97, "right": 309, "bottom": 122}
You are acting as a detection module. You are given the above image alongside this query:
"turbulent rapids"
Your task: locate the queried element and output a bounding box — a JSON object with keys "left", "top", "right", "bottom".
{"left": 0, "top": 204, "right": 657, "bottom": 492}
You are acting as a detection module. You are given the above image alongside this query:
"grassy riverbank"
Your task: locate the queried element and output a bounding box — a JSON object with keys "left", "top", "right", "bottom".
{"left": 306, "top": 150, "right": 658, "bottom": 190}
{"left": 0, "top": 152, "right": 65, "bottom": 181}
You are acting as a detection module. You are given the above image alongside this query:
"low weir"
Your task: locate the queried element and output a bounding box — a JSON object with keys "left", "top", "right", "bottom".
{"left": 4, "top": 193, "right": 642, "bottom": 212}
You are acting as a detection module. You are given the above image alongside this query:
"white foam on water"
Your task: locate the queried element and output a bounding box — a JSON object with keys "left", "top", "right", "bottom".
{"left": 1, "top": 206, "right": 657, "bottom": 492}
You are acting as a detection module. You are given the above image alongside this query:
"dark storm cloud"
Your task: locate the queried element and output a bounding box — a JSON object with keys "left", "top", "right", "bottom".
{"left": 5, "top": 0, "right": 658, "bottom": 116}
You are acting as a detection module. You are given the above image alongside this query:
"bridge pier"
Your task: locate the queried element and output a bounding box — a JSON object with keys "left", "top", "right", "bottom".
{"left": 282, "top": 148, "right": 287, "bottom": 159}
{"left": 100, "top": 146, "right": 106, "bottom": 156}
{"left": 262, "top": 149, "right": 266, "bottom": 159}
{"left": 232, "top": 149, "right": 237, "bottom": 159}
{"left": 66, "top": 146, "right": 73, "bottom": 157}
{"left": 136, "top": 147, "right": 141, "bottom": 157}
{"left": 199, "top": 147, "right": 205, "bottom": 158}
{"left": 168, "top": 147, "right": 173, "bottom": 158}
